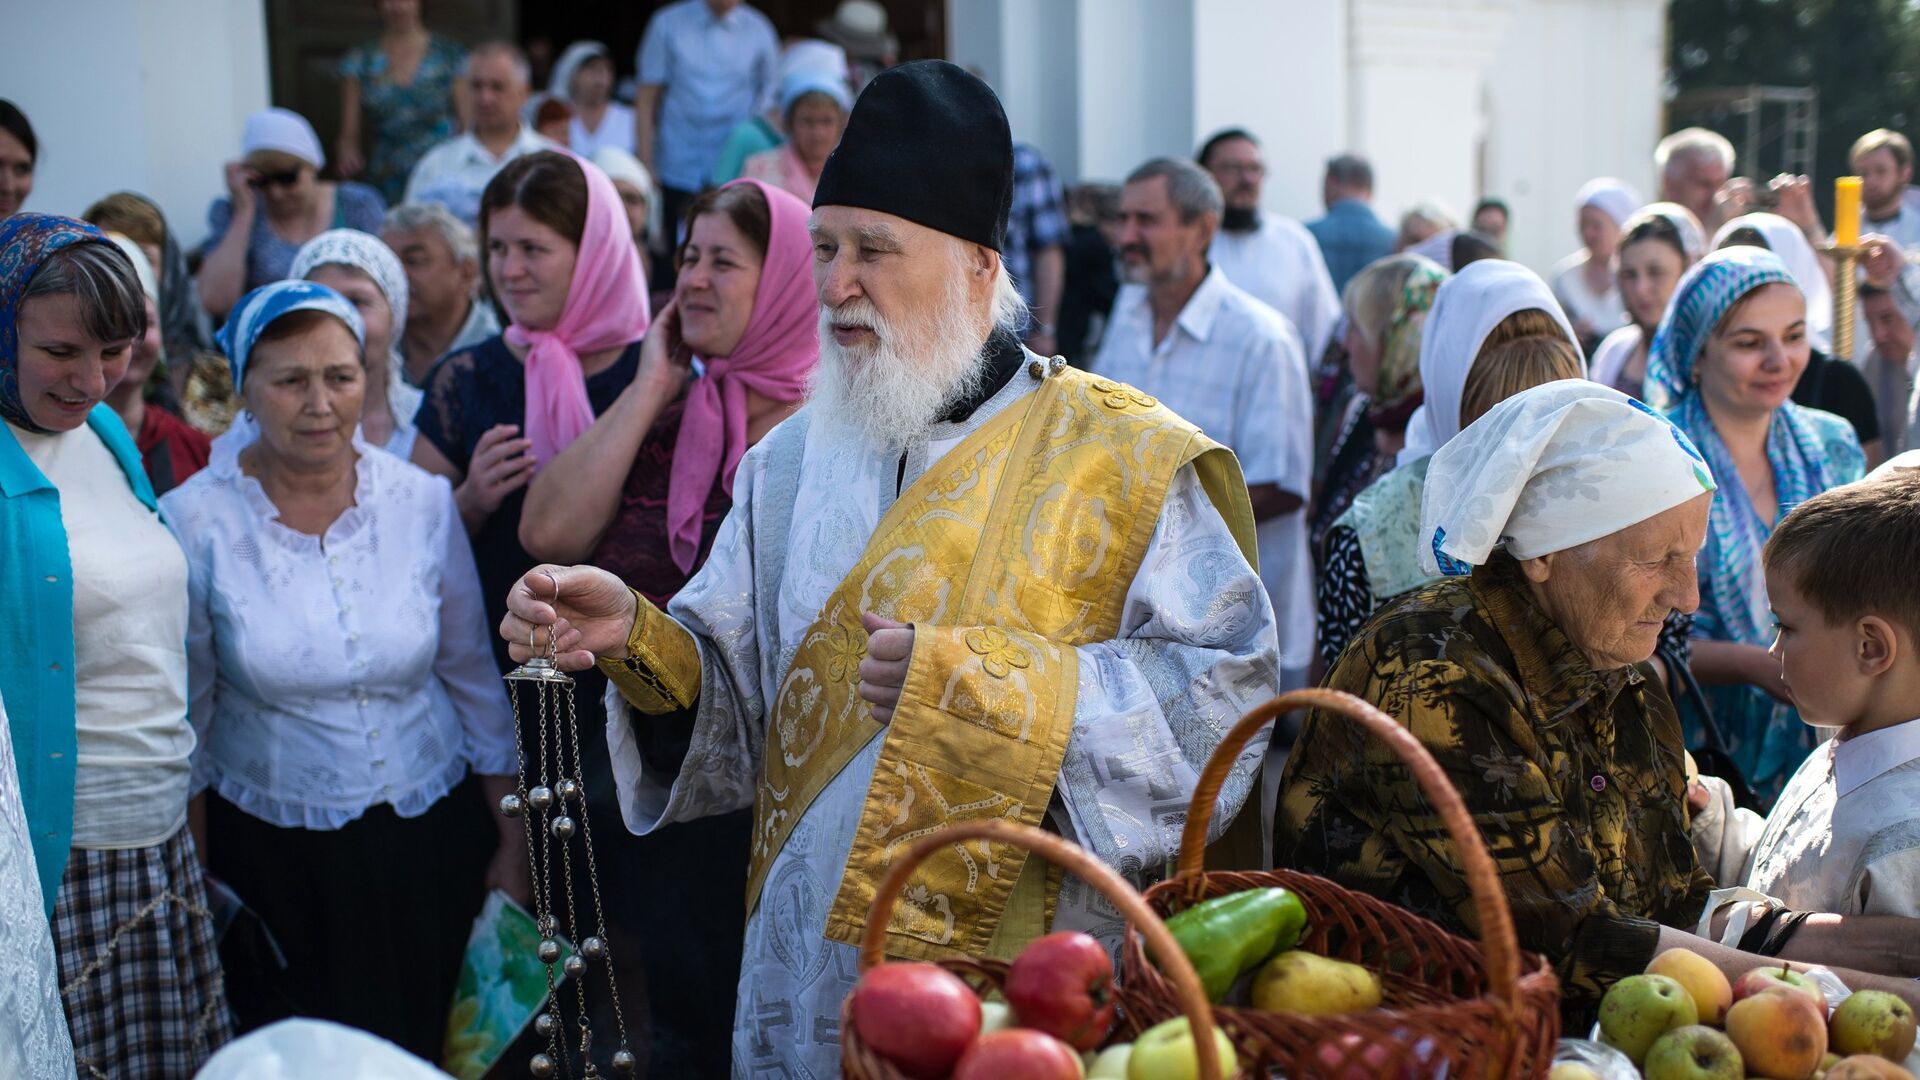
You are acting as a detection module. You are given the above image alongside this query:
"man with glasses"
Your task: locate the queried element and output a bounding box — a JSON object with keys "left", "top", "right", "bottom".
{"left": 1199, "top": 129, "right": 1340, "bottom": 360}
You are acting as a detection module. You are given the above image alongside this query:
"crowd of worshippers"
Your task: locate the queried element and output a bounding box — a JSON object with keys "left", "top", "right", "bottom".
{"left": 9, "top": 2, "right": 1920, "bottom": 1077}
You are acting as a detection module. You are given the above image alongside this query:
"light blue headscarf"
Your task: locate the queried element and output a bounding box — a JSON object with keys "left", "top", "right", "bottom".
{"left": 215, "top": 279, "right": 364, "bottom": 388}
{"left": 1648, "top": 244, "right": 1865, "bottom": 801}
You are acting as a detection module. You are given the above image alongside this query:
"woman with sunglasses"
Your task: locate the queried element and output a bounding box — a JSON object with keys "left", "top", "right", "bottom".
{"left": 197, "top": 109, "right": 386, "bottom": 320}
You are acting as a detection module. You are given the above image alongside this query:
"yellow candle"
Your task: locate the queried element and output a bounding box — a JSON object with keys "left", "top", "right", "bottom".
{"left": 1835, "top": 176, "right": 1863, "bottom": 246}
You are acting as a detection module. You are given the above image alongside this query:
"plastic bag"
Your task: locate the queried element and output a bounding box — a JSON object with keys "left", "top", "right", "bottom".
{"left": 1551, "top": 1037, "right": 1637, "bottom": 1080}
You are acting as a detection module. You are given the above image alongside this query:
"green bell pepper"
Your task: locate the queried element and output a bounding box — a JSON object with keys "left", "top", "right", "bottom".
{"left": 1162, "top": 887, "right": 1308, "bottom": 1001}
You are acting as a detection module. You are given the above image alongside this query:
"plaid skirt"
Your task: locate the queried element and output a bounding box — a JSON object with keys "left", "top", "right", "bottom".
{"left": 52, "top": 828, "right": 233, "bottom": 1080}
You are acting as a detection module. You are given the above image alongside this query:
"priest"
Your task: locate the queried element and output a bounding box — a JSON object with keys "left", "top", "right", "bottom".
{"left": 500, "top": 61, "right": 1279, "bottom": 1072}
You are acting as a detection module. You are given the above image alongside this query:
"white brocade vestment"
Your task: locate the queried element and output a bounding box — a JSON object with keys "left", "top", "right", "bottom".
{"left": 601, "top": 365, "right": 1280, "bottom": 1077}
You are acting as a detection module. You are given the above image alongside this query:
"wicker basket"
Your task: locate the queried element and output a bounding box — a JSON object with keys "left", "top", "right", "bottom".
{"left": 1122, "top": 688, "right": 1563, "bottom": 1078}
{"left": 841, "top": 818, "right": 1242, "bottom": 1079}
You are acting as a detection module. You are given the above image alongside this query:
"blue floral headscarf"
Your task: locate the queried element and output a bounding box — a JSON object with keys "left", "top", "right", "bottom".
{"left": 216, "top": 279, "right": 365, "bottom": 388}
{"left": 0, "top": 213, "right": 117, "bottom": 433}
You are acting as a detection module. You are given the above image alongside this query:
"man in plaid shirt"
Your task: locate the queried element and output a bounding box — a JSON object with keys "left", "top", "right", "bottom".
{"left": 1004, "top": 142, "right": 1071, "bottom": 357}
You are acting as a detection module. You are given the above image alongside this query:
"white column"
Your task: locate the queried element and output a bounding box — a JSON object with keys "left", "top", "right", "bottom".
{"left": 1483, "top": 0, "right": 1669, "bottom": 275}
{"left": 1191, "top": 0, "right": 1349, "bottom": 221}
{"left": 1347, "top": 0, "right": 1519, "bottom": 241}
{"left": 0, "top": 0, "right": 269, "bottom": 240}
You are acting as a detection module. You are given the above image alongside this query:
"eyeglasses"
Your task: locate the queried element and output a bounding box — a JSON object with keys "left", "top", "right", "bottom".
{"left": 251, "top": 168, "right": 303, "bottom": 189}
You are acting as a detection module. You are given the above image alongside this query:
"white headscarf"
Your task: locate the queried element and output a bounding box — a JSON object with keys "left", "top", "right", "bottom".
{"left": 284, "top": 229, "right": 423, "bottom": 458}
{"left": 1713, "top": 212, "right": 1834, "bottom": 351}
{"left": 103, "top": 233, "right": 158, "bottom": 304}
{"left": 591, "top": 146, "right": 661, "bottom": 247}
{"left": 242, "top": 107, "right": 325, "bottom": 169}
{"left": 1577, "top": 177, "right": 1643, "bottom": 228}
{"left": 757, "top": 39, "right": 850, "bottom": 115}
{"left": 1420, "top": 380, "right": 1718, "bottom": 576}
{"left": 1397, "top": 259, "right": 1584, "bottom": 465}
{"left": 548, "top": 40, "right": 610, "bottom": 104}
{"left": 197, "top": 1019, "right": 450, "bottom": 1080}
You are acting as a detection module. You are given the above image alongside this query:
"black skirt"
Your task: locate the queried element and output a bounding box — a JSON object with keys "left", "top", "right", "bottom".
{"left": 206, "top": 774, "right": 495, "bottom": 1062}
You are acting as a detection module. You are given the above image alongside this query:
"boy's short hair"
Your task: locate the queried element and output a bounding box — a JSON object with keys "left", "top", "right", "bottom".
{"left": 1765, "top": 468, "right": 1920, "bottom": 635}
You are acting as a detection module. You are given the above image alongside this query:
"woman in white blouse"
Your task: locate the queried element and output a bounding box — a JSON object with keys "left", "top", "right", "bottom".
{"left": 162, "top": 279, "right": 521, "bottom": 1059}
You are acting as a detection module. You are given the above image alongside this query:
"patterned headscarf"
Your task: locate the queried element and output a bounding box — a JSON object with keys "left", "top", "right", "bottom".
{"left": 216, "top": 279, "right": 364, "bottom": 388}
{"left": 1712, "top": 212, "right": 1834, "bottom": 352}
{"left": 1364, "top": 257, "right": 1448, "bottom": 431}
{"left": 0, "top": 213, "right": 118, "bottom": 433}
{"left": 1645, "top": 245, "right": 1795, "bottom": 409}
{"left": 290, "top": 229, "right": 408, "bottom": 368}
{"left": 1421, "top": 380, "right": 1715, "bottom": 576}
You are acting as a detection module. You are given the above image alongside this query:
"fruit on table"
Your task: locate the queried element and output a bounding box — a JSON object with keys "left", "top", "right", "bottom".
{"left": 1086, "top": 1043, "right": 1133, "bottom": 1079}
{"left": 1824, "top": 1054, "right": 1918, "bottom": 1079}
{"left": 1162, "top": 887, "right": 1308, "bottom": 1001}
{"left": 1733, "top": 964, "right": 1825, "bottom": 1008}
{"left": 1830, "top": 990, "right": 1918, "bottom": 1062}
{"left": 1726, "top": 986, "right": 1828, "bottom": 1080}
{"left": 1127, "top": 1016, "right": 1238, "bottom": 1080}
{"left": 1598, "top": 973, "right": 1700, "bottom": 1065}
{"left": 953, "top": 1028, "right": 1085, "bottom": 1080}
{"left": 1642, "top": 1024, "right": 1744, "bottom": 1080}
{"left": 1251, "top": 951, "right": 1383, "bottom": 1016}
{"left": 847, "top": 961, "right": 982, "bottom": 1079}
{"left": 1648, "top": 947, "right": 1736, "bottom": 1026}
{"left": 1006, "top": 931, "right": 1118, "bottom": 1051}
{"left": 1546, "top": 1064, "right": 1605, "bottom": 1080}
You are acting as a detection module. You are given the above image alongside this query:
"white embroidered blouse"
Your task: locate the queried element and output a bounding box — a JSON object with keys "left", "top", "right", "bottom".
{"left": 161, "top": 441, "right": 517, "bottom": 830}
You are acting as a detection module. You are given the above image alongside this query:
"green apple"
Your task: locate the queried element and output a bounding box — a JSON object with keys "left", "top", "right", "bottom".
{"left": 1642, "top": 1024, "right": 1743, "bottom": 1080}
{"left": 1598, "top": 973, "right": 1699, "bottom": 1065}
{"left": 1831, "top": 990, "right": 1919, "bottom": 1061}
{"left": 1128, "top": 1017, "right": 1237, "bottom": 1080}
{"left": 1087, "top": 1042, "right": 1133, "bottom": 1079}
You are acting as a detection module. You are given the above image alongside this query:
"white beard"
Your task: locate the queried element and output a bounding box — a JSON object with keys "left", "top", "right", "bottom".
{"left": 808, "top": 278, "right": 991, "bottom": 454}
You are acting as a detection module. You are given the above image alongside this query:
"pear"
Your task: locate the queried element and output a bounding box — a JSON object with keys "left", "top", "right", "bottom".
{"left": 1251, "top": 951, "right": 1383, "bottom": 1016}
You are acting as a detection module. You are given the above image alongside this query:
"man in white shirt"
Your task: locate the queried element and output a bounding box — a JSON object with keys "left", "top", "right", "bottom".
{"left": 404, "top": 43, "right": 555, "bottom": 227}
{"left": 1092, "top": 156, "right": 1314, "bottom": 686}
{"left": 635, "top": 0, "right": 780, "bottom": 230}
{"left": 1198, "top": 129, "right": 1340, "bottom": 361}
{"left": 1854, "top": 129, "right": 1920, "bottom": 252}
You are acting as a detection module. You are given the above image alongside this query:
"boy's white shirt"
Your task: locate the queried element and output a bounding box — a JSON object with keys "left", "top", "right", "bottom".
{"left": 1691, "top": 717, "right": 1920, "bottom": 922}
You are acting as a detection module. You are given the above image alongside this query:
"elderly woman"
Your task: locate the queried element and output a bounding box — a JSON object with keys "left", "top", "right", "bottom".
{"left": 1552, "top": 178, "right": 1640, "bottom": 350}
{"left": 1652, "top": 246, "right": 1867, "bottom": 806}
{"left": 1280, "top": 379, "right": 1920, "bottom": 1026}
{"left": 197, "top": 108, "right": 387, "bottom": 318}
{"left": 161, "top": 280, "right": 518, "bottom": 1058}
{"left": 1714, "top": 212, "right": 1882, "bottom": 460}
{"left": 1589, "top": 203, "right": 1705, "bottom": 399}
{"left": 1309, "top": 254, "right": 1447, "bottom": 565}
{"left": 740, "top": 70, "right": 852, "bottom": 204}
{"left": 1317, "top": 260, "right": 1586, "bottom": 668}
{"left": 290, "top": 229, "right": 422, "bottom": 457}
{"left": 0, "top": 214, "right": 230, "bottom": 1074}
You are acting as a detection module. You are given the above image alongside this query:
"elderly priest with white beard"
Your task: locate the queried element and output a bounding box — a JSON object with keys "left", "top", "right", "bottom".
{"left": 500, "top": 61, "right": 1280, "bottom": 1073}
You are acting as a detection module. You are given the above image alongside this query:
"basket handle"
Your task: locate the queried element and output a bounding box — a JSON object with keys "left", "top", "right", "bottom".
{"left": 860, "top": 818, "right": 1228, "bottom": 1080}
{"left": 1176, "top": 689, "right": 1523, "bottom": 1013}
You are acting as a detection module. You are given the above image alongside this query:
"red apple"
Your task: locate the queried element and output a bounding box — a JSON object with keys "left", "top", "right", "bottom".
{"left": 1731, "top": 964, "right": 1825, "bottom": 1008}
{"left": 848, "top": 961, "right": 982, "bottom": 1079}
{"left": 1005, "top": 931, "right": 1118, "bottom": 1051}
{"left": 953, "top": 1029, "right": 1084, "bottom": 1080}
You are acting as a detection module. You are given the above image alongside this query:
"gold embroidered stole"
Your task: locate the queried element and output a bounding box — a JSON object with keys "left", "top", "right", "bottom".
{"left": 747, "top": 368, "right": 1256, "bottom": 961}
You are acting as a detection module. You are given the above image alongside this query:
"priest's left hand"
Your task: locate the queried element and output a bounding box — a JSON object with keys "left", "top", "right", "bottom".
{"left": 858, "top": 612, "right": 915, "bottom": 723}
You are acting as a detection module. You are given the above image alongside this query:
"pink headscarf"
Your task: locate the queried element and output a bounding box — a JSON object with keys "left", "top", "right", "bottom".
{"left": 506, "top": 150, "right": 651, "bottom": 466}
{"left": 665, "top": 178, "right": 820, "bottom": 571}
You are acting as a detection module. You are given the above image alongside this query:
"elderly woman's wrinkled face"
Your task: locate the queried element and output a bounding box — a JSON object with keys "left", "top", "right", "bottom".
{"left": 242, "top": 316, "right": 365, "bottom": 469}
{"left": 1520, "top": 493, "right": 1712, "bottom": 671}
{"left": 1700, "top": 282, "right": 1808, "bottom": 417}
{"left": 305, "top": 264, "right": 393, "bottom": 371}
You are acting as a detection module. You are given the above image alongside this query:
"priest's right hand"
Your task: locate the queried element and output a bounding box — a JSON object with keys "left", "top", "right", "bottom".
{"left": 501, "top": 564, "right": 637, "bottom": 672}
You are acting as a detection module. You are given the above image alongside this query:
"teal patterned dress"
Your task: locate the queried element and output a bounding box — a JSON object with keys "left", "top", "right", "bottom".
{"left": 338, "top": 35, "right": 467, "bottom": 206}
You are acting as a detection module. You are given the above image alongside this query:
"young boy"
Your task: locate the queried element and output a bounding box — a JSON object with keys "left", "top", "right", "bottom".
{"left": 1691, "top": 468, "right": 1920, "bottom": 916}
